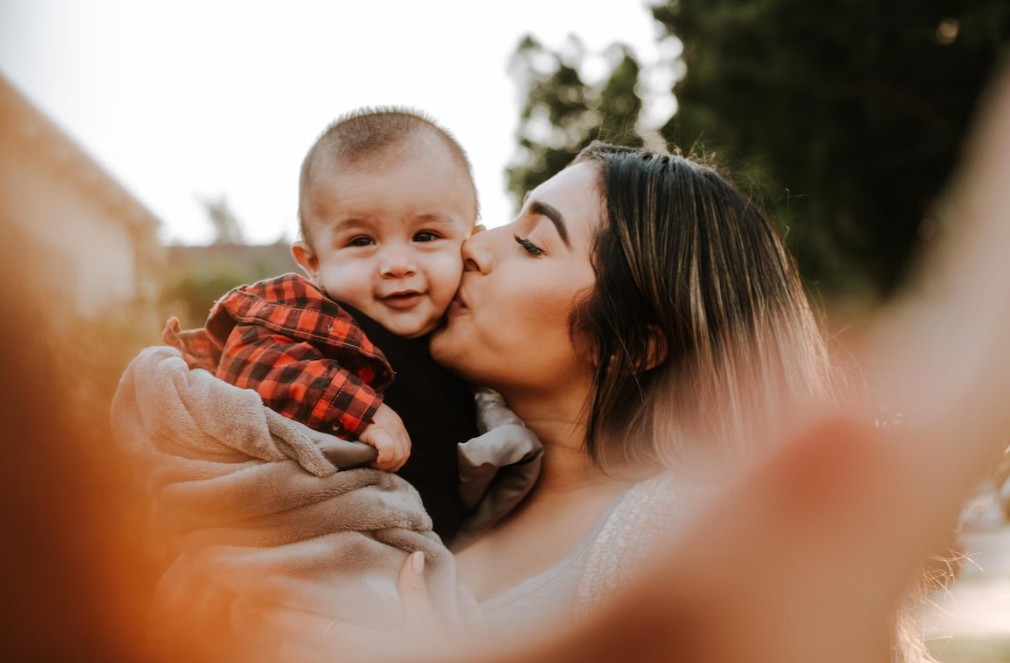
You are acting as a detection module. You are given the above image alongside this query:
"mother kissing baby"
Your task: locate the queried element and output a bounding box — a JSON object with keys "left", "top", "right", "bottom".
{"left": 113, "top": 105, "right": 836, "bottom": 651}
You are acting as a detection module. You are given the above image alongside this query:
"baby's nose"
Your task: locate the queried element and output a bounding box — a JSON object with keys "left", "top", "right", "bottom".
{"left": 379, "top": 248, "right": 417, "bottom": 278}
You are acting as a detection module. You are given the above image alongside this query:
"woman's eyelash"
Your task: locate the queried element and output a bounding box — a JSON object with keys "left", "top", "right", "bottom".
{"left": 513, "top": 235, "right": 544, "bottom": 256}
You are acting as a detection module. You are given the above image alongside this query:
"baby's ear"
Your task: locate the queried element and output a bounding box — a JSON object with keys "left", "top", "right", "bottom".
{"left": 291, "top": 241, "right": 319, "bottom": 279}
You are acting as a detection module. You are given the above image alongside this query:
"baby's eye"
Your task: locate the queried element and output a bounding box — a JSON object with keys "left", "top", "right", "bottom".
{"left": 414, "top": 231, "right": 440, "bottom": 242}
{"left": 513, "top": 235, "right": 544, "bottom": 256}
{"left": 348, "top": 236, "right": 374, "bottom": 247}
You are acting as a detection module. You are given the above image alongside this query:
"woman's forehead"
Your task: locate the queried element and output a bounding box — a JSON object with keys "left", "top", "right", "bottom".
{"left": 526, "top": 162, "right": 603, "bottom": 244}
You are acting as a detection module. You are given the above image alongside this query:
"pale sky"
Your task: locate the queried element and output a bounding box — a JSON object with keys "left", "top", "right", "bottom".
{"left": 0, "top": 0, "right": 677, "bottom": 245}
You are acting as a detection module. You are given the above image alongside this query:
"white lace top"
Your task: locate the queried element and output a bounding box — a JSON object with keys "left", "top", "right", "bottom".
{"left": 479, "top": 490, "right": 629, "bottom": 634}
{"left": 479, "top": 473, "right": 696, "bottom": 632}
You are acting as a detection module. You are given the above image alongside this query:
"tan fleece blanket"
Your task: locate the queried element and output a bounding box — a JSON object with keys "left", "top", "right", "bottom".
{"left": 110, "top": 345, "right": 475, "bottom": 633}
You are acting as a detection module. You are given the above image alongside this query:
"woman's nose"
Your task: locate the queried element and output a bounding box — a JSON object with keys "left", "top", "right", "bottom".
{"left": 461, "top": 226, "right": 495, "bottom": 274}
{"left": 379, "top": 247, "right": 416, "bottom": 278}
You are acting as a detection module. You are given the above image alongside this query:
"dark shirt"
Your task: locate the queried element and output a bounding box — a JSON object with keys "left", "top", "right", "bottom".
{"left": 342, "top": 304, "right": 477, "bottom": 543}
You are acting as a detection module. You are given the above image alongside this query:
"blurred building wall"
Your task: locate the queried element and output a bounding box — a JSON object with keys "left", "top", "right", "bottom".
{"left": 0, "top": 74, "right": 162, "bottom": 320}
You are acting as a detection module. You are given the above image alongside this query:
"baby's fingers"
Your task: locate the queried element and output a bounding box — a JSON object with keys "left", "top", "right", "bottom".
{"left": 388, "top": 436, "right": 411, "bottom": 472}
{"left": 370, "top": 436, "right": 398, "bottom": 471}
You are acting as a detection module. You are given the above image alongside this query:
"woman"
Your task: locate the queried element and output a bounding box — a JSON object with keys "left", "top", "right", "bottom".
{"left": 17, "top": 59, "right": 1010, "bottom": 662}
{"left": 252, "top": 139, "right": 848, "bottom": 661}
{"left": 427, "top": 141, "right": 836, "bottom": 630}
{"left": 115, "top": 126, "right": 965, "bottom": 663}
{"left": 388, "top": 64, "right": 1010, "bottom": 662}
{"left": 113, "top": 96, "right": 1003, "bottom": 661}
{"left": 112, "top": 136, "right": 841, "bottom": 657}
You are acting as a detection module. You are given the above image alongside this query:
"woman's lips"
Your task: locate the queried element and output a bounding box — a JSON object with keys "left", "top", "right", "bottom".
{"left": 380, "top": 291, "right": 424, "bottom": 309}
{"left": 448, "top": 291, "right": 468, "bottom": 315}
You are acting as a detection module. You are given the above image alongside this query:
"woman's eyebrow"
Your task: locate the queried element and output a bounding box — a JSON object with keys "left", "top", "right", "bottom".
{"left": 529, "top": 200, "right": 570, "bottom": 247}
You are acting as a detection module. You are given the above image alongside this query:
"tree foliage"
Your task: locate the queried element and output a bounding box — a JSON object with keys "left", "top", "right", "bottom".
{"left": 506, "top": 35, "right": 643, "bottom": 210}
{"left": 507, "top": 2, "right": 1010, "bottom": 297}
{"left": 159, "top": 243, "right": 294, "bottom": 328}
{"left": 160, "top": 196, "right": 280, "bottom": 329}
{"left": 198, "top": 195, "right": 246, "bottom": 245}
{"left": 657, "top": 0, "right": 1010, "bottom": 295}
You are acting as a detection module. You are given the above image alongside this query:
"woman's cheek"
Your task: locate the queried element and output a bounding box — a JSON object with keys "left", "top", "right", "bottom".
{"left": 501, "top": 287, "right": 571, "bottom": 356}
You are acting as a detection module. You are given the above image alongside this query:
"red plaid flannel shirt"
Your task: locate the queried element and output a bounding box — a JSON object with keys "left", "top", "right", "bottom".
{"left": 163, "top": 273, "right": 394, "bottom": 438}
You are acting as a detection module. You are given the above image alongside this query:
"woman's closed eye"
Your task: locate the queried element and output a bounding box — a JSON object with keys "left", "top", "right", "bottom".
{"left": 513, "top": 235, "right": 544, "bottom": 256}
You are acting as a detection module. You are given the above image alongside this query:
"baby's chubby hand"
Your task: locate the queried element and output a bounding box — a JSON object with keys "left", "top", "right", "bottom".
{"left": 358, "top": 403, "right": 411, "bottom": 472}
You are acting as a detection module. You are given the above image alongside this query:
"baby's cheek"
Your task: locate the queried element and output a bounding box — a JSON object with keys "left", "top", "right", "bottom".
{"left": 427, "top": 251, "right": 465, "bottom": 302}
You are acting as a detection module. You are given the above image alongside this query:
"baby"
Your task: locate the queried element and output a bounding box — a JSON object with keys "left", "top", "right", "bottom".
{"left": 164, "top": 108, "right": 481, "bottom": 540}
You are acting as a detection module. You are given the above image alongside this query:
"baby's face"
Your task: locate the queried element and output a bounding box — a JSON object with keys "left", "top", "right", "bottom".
{"left": 294, "top": 150, "right": 476, "bottom": 338}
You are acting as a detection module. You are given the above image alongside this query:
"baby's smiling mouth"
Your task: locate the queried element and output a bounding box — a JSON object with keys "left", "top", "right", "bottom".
{"left": 380, "top": 290, "right": 424, "bottom": 309}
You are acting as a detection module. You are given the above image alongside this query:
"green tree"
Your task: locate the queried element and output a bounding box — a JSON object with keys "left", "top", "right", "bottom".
{"left": 160, "top": 196, "right": 261, "bottom": 328}
{"left": 198, "top": 195, "right": 246, "bottom": 245}
{"left": 159, "top": 243, "right": 295, "bottom": 328}
{"left": 655, "top": 0, "right": 1010, "bottom": 296}
{"left": 506, "top": 35, "right": 644, "bottom": 211}
{"left": 160, "top": 266, "right": 248, "bottom": 328}
{"left": 507, "top": 2, "right": 1010, "bottom": 297}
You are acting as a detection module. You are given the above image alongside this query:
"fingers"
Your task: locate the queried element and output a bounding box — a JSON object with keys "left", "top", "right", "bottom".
{"left": 360, "top": 404, "right": 411, "bottom": 472}
{"left": 397, "top": 551, "right": 442, "bottom": 635}
{"left": 365, "top": 431, "right": 410, "bottom": 472}
{"left": 371, "top": 432, "right": 394, "bottom": 469}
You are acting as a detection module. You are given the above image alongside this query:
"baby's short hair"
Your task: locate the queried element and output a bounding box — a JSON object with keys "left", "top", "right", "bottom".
{"left": 298, "top": 107, "right": 478, "bottom": 241}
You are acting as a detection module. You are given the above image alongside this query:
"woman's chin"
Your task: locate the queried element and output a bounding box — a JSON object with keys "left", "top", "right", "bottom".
{"left": 431, "top": 318, "right": 487, "bottom": 385}
{"left": 429, "top": 320, "right": 462, "bottom": 367}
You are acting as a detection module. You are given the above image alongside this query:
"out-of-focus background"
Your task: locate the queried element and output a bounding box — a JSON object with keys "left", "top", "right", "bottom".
{"left": 1, "top": 1, "right": 1008, "bottom": 661}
